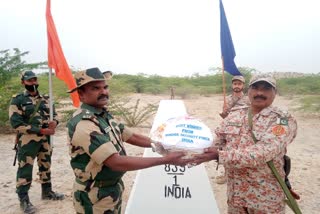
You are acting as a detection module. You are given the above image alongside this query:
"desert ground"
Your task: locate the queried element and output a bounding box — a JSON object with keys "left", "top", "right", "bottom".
{"left": 0, "top": 94, "right": 319, "bottom": 214}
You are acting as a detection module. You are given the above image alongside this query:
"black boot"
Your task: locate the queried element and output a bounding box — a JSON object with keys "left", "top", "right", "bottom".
{"left": 18, "top": 193, "right": 36, "bottom": 214}
{"left": 41, "top": 183, "right": 64, "bottom": 200}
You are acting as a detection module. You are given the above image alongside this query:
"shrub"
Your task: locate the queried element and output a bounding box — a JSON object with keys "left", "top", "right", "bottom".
{"left": 108, "top": 97, "right": 157, "bottom": 127}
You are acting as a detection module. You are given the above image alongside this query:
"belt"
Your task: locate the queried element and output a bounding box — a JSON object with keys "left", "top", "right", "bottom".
{"left": 76, "top": 178, "right": 119, "bottom": 190}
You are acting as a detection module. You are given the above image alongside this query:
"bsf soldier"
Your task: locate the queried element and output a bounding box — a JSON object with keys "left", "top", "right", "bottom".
{"left": 9, "top": 71, "right": 64, "bottom": 214}
{"left": 67, "top": 67, "right": 189, "bottom": 214}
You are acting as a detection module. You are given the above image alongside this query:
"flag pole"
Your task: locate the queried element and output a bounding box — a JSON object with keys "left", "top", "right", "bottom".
{"left": 48, "top": 67, "right": 54, "bottom": 148}
{"left": 221, "top": 56, "right": 227, "bottom": 109}
{"left": 46, "top": 0, "right": 80, "bottom": 108}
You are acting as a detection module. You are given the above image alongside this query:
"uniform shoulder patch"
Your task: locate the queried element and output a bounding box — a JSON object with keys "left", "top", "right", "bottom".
{"left": 272, "top": 125, "right": 286, "bottom": 136}
{"left": 276, "top": 117, "right": 289, "bottom": 126}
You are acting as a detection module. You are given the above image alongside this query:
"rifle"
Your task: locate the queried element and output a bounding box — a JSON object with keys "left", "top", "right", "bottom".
{"left": 12, "top": 134, "right": 19, "bottom": 166}
{"left": 284, "top": 155, "right": 300, "bottom": 200}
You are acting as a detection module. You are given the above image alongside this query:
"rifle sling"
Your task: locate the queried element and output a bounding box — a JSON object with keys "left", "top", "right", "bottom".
{"left": 28, "top": 98, "right": 42, "bottom": 124}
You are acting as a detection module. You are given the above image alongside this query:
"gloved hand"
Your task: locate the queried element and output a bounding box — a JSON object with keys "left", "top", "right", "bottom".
{"left": 40, "top": 128, "right": 55, "bottom": 136}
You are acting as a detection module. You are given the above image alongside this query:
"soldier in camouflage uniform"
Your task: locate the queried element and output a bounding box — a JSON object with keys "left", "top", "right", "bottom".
{"left": 217, "top": 75, "right": 250, "bottom": 184}
{"left": 9, "top": 71, "right": 64, "bottom": 214}
{"left": 67, "top": 67, "right": 189, "bottom": 214}
{"left": 194, "top": 74, "right": 298, "bottom": 213}
{"left": 219, "top": 75, "right": 250, "bottom": 119}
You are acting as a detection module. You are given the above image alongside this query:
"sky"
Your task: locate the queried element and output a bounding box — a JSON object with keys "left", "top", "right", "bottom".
{"left": 0, "top": 0, "right": 319, "bottom": 76}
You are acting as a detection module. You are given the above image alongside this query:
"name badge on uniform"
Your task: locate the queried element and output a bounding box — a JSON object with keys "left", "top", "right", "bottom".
{"left": 276, "top": 117, "right": 288, "bottom": 126}
{"left": 227, "top": 122, "right": 242, "bottom": 127}
{"left": 22, "top": 101, "right": 33, "bottom": 106}
{"left": 83, "top": 115, "right": 91, "bottom": 119}
{"left": 104, "top": 127, "right": 112, "bottom": 133}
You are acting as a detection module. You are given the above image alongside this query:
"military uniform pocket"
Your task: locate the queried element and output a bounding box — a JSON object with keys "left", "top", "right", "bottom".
{"left": 23, "top": 103, "right": 35, "bottom": 117}
{"left": 87, "top": 185, "right": 121, "bottom": 209}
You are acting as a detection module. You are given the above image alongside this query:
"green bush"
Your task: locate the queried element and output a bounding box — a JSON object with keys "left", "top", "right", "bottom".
{"left": 108, "top": 97, "right": 157, "bottom": 127}
{"left": 294, "top": 95, "right": 320, "bottom": 113}
{"left": 2, "top": 51, "right": 320, "bottom": 130}
{"left": 277, "top": 76, "right": 320, "bottom": 95}
{"left": 59, "top": 109, "right": 77, "bottom": 123}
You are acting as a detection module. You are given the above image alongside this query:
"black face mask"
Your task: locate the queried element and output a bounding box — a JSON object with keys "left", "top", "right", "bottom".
{"left": 25, "top": 84, "right": 39, "bottom": 92}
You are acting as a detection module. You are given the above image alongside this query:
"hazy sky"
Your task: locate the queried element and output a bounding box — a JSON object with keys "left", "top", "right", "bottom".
{"left": 1, "top": 0, "right": 319, "bottom": 76}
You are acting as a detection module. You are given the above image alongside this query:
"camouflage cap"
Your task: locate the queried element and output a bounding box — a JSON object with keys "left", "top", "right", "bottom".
{"left": 67, "top": 67, "right": 106, "bottom": 93}
{"left": 232, "top": 75, "right": 245, "bottom": 83}
{"left": 21, "top": 70, "right": 37, "bottom": 80}
{"left": 249, "top": 74, "right": 277, "bottom": 88}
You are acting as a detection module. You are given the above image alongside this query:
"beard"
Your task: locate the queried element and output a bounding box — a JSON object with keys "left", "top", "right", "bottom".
{"left": 232, "top": 88, "right": 243, "bottom": 93}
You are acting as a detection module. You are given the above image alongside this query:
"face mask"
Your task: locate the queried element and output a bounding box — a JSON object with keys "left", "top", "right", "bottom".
{"left": 25, "top": 84, "right": 39, "bottom": 92}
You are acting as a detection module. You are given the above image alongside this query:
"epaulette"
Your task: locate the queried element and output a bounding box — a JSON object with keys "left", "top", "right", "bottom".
{"left": 81, "top": 109, "right": 103, "bottom": 132}
{"left": 43, "top": 94, "right": 50, "bottom": 99}
{"left": 81, "top": 110, "right": 96, "bottom": 121}
{"left": 271, "top": 106, "right": 292, "bottom": 126}
{"left": 12, "top": 93, "right": 23, "bottom": 98}
{"left": 271, "top": 106, "right": 290, "bottom": 118}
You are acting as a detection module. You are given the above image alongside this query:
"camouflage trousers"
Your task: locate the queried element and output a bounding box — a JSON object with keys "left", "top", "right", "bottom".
{"left": 73, "top": 179, "right": 124, "bottom": 214}
{"left": 227, "top": 203, "right": 285, "bottom": 214}
{"left": 16, "top": 134, "right": 52, "bottom": 194}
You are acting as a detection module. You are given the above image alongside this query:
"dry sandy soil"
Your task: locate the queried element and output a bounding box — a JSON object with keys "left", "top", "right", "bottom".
{"left": 0, "top": 94, "right": 319, "bottom": 214}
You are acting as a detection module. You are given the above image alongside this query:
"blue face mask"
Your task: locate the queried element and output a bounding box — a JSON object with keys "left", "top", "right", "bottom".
{"left": 25, "top": 84, "right": 39, "bottom": 92}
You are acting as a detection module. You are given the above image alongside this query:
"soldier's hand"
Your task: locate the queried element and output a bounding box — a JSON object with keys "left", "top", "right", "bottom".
{"left": 151, "top": 141, "right": 167, "bottom": 155}
{"left": 219, "top": 112, "right": 228, "bottom": 119}
{"left": 48, "top": 121, "right": 57, "bottom": 129}
{"left": 40, "top": 128, "right": 55, "bottom": 136}
{"left": 191, "top": 147, "right": 219, "bottom": 165}
{"left": 223, "top": 105, "right": 228, "bottom": 111}
{"left": 165, "top": 151, "right": 189, "bottom": 166}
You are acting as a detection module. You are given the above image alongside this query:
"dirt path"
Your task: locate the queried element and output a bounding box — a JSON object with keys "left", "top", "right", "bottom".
{"left": 0, "top": 94, "right": 318, "bottom": 214}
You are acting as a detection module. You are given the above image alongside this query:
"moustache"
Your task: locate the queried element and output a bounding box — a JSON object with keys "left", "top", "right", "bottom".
{"left": 98, "top": 95, "right": 109, "bottom": 100}
{"left": 253, "top": 95, "right": 267, "bottom": 100}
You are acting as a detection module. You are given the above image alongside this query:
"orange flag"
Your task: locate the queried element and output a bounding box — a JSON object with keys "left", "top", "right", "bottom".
{"left": 46, "top": 0, "right": 80, "bottom": 107}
